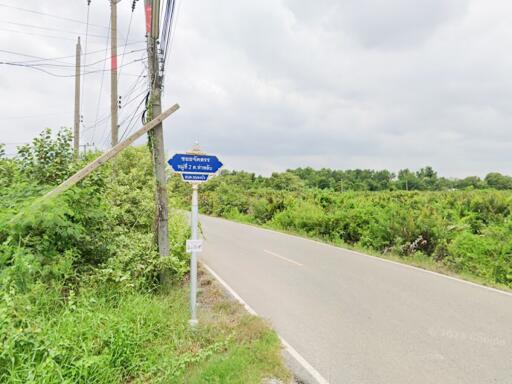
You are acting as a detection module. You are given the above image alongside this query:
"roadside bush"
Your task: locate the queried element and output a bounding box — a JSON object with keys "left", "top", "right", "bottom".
{"left": 179, "top": 171, "right": 512, "bottom": 288}
{"left": 0, "top": 132, "right": 191, "bottom": 383}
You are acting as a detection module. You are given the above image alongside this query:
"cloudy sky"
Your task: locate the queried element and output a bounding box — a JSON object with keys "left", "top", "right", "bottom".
{"left": 0, "top": 0, "right": 511, "bottom": 177}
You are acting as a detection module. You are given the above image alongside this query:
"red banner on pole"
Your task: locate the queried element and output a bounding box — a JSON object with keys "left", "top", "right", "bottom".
{"left": 145, "top": 4, "right": 152, "bottom": 34}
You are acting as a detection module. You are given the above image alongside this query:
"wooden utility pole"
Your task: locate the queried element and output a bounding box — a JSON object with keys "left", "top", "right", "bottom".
{"left": 111, "top": 0, "right": 119, "bottom": 147}
{"left": 145, "top": 0, "right": 171, "bottom": 285}
{"left": 74, "top": 36, "right": 81, "bottom": 157}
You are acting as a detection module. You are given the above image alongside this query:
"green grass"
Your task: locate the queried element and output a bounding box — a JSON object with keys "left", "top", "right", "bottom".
{"left": 1, "top": 276, "right": 290, "bottom": 384}
{"left": 187, "top": 332, "right": 284, "bottom": 384}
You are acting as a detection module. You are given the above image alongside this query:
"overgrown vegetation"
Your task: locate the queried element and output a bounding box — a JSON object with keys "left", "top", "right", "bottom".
{"left": 288, "top": 166, "right": 512, "bottom": 191}
{"left": 170, "top": 170, "right": 512, "bottom": 289}
{"left": 0, "top": 130, "right": 288, "bottom": 383}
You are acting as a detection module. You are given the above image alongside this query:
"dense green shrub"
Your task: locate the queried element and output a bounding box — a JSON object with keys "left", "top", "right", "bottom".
{"left": 0, "top": 132, "right": 190, "bottom": 382}
{"left": 172, "top": 171, "right": 512, "bottom": 288}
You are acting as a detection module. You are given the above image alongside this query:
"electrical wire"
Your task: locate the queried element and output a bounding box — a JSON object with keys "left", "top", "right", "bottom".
{"left": 0, "top": 44, "right": 145, "bottom": 65}
{"left": 83, "top": 83, "right": 147, "bottom": 137}
{"left": 80, "top": 0, "right": 92, "bottom": 124}
{"left": 118, "top": 1, "right": 137, "bottom": 84}
{"left": 160, "top": 0, "right": 176, "bottom": 66}
{"left": 0, "top": 27, "right": 82, "bottom": 42}
{"left": 157, "top": 0, "right": 182, "bottom": 84}
{"left": 0, "top": 2, "right": 109, "bottom": 30}
{"left": 120, "top": 70, "right": 146, "bottom": 105}
{"left": 0, "top": 113, "right": 69, "bottom": 121}
{"left": 0, "top": 20, "right": 107, "bottom": 39}
{"left": 92, "top": 17, "right": 112, "bottom": 145}
{"left": 165, "top": 0, "right": 183, "bottom": 68}
{"left": 4, "top": 49, "right": 146, "bottom": 69}
{"left": 120, "top": 100, "right": 146, "bottom": 141}
{"left": 0, "top": 57, "right": 147, "bottom": 77}
{"left": 139, "top": 0, "right": 179, "bottom": 123}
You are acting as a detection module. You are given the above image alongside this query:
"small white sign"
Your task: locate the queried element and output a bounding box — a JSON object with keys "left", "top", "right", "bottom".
{"left": 186, "top": 239, "right": 203, "bottom": 253}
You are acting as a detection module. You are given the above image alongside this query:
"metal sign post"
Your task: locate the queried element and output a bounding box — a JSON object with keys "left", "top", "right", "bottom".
{"left": 168, "top": 144, "right": 223, "bottom": 327}
{"left": 189, "top": 183, "right": 199, "bottom": 327}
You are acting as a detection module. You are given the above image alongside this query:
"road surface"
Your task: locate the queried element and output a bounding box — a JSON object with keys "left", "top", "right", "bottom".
{"left": 199, "top": 215, "right": 512, "bottom": 384}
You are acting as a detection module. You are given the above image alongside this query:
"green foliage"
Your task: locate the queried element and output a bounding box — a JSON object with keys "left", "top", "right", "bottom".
{"left": 264, "top": 171, "right": 305, "bottom": 192}
{"left": 16, "top": 128, "right": 75, "bottom": 185}
{"left": 173, "top": 170, "right": 512, "bottom": 288}
{"left": 288, "top": 166, "right": 512, "bottom": 191}
{"left": 485, "top": 172, "right": 512, "bottom": 190}
{"left": 0, "top": 130, "right": 287, "bottom": 384}
{"left": 0, "top": 132, "right": 189, "bottom": 382}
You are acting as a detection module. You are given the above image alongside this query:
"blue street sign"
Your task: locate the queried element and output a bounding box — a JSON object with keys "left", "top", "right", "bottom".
{"left": 168, "top": 153, "right": 223, "bottom": 174}
{"left": 182, "top": 173, "right": 209, "bottom": 182}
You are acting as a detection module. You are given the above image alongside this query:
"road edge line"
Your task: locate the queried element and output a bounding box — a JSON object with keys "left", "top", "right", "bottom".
{"left": 203, "top": 216, "right": 512, "bottom": 298}
{"left": 201, "top": 262, "right": 330, "bottom": 384}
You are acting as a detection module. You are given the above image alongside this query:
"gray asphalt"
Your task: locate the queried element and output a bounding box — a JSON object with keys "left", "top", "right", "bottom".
{"left": 199, "top": 215, "right": 512, "bottom": 384}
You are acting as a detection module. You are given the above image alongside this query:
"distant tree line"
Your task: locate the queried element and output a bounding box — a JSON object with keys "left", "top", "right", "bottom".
{"left": 237, "top": 166, "right": 512, "bottom": 192}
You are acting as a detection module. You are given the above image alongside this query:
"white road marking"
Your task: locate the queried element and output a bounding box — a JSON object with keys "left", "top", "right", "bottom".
{"left": 201, "top": 262, "right": 330, "bottom": 384}
{"left": 264, "top": 249, "right": 304, "bottom": 267}
{"left": 207, "top": 216, "right": 512, "bottom": 298}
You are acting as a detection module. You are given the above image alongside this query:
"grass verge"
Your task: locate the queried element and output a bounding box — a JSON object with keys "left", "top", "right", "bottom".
{"left": 1, "top": 269, "right": 291, "bottom": 384}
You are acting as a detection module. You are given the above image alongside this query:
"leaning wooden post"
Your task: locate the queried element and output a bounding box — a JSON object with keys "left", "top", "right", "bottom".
{"left": 43, "top": 103, "right": 180, "bottom": 200}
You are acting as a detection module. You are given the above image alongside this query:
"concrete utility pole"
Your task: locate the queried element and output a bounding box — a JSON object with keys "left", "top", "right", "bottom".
{"left": 145, "top": 0, "right": 171, "bottom": 286}
{"left": 74, "top": 36, "right": 81, "bottom": 158}
{"left": 110, "top": 0, "right": 119, "bottom": 147}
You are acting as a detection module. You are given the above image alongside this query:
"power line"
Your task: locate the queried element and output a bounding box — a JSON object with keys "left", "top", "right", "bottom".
{"left": 167, "top": 0, "right": 183, "bottom": 65}
{"left": 0, "top": 57, "right": 147, "bottom": 78}
{"left": 161, "top": 0, "right": 181, "bottom": 73}
{"left": 0, "top": 113, "right": 71, "bottom": 121}
{"left": 0, "top": 20, "right": 108, "bottom": 39}
{"left": 122, "top": 67, "right": 147, "bottom": 100}
{"left": 113, "top": 67, "right": 147, "bottom": 138}
{"left": 118, "top": 91, "right": 147, "bottom": 130}
{"left": 83, "top": 112, "right": 111, "bottom": 133}
{"left": 0, "top": 27, "right": 83, "bottom": 42}
{"left": 123, "top": 85, "right": 150, "bottom": 110}
{"left": 0, "top": 44, "right": 145, "bottom": 65}
{"left": 1, "top": 49, "right": 146, "bottom": 69}
{"left": 92, "top": 16, "right": 112, "bottom": 145}
{"left": 118, "top": 2, "right": 137, "bottom": 84}
{"left": 120, "top": 100, "right": 146, "bottom": 141}
{"left": 98, "top": 82, "right": 148, "bottom": 147}
{"left": 0, "top": 2, "right": 109, "bottom": 30}
{"left": 81, "top": 0, "right": 92, "bottom": 123}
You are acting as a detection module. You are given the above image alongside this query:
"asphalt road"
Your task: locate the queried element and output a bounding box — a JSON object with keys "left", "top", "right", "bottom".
{"left": 199, "top": 215, "right": 512, "bottom": 384}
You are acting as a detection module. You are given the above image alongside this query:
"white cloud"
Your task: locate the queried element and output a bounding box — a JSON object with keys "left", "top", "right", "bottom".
{"left": 1, "top": 0, "right": 511, "bottom": 176}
